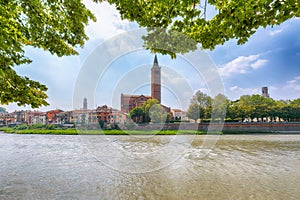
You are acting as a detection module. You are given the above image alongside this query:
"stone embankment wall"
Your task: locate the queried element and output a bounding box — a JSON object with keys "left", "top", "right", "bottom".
{"left": 134, "top": 123, "right": 300, "bottom": 132}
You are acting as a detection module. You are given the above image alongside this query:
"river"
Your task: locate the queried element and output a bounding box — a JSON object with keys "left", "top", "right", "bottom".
{"left": 0, "top": 132, "right": 299, "bottom": 199}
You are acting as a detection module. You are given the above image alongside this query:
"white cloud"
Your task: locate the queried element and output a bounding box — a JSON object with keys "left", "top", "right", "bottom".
{"left": 218, "top": 54, "right": 267, "bottom": 77}
{"left": 230, "top": 86, "right": 260, "bottom": 95}
{"left": 284, "top": 77, "right": 300, "bottom": 91}
{"left": 228, "top": 86, "right": 260, "bottom": 100}
{"left": 251, "top": 59, "right": 268, "bottom": 69}
{"left": 269, "top": 29, "right": 282, "bottom": 36}
{"left": 161, "top": 69, "right": 187, "bottom": 86}
{"left": 83, "top": 1, "right": 133, "bottom": 40}
{"left": 161, "top": 68, "right": 196, "bottom": 109}
{"left": 287, "top": 80, "right": 297, "bottom": 84}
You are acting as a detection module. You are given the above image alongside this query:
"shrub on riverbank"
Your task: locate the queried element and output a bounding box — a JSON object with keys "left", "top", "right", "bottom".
{"left": 0, "top": 126, "right": 14, "bottom": 133}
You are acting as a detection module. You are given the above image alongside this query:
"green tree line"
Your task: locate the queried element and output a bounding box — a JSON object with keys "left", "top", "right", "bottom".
{"left": 187, "top": 91, "right": 300, "bottom": 123}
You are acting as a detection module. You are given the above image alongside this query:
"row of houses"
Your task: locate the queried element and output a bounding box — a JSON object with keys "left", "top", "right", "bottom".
{"left": 0, "top": 104, "right": 188, "bottom": 127}
{"left": 0, "top": 105, "right": 127, "bottom": 126}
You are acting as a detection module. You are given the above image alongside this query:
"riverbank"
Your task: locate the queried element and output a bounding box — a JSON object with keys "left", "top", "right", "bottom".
{"left": 2, "top": 123, "right": 300, "bottom": 135}
{"left": 0, "top": 128, "right": 294, "bottom": 135}
{"left": 0, "top": 127, "right": 211, "bottom": 135}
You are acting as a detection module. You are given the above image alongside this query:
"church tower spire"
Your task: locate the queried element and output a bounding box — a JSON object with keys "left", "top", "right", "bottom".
{"left": 153, "top": 54, "right": 158, "bottom": 66}
{"left": 151, "top": 55, "right": 161, "bottom": 103}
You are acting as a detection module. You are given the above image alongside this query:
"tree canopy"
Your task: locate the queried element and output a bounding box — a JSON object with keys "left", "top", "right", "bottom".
{"left": 128, "top": 99, "right": 169, "bottom": 123}
{"left": 186, "top": 103, "right": 201, "bottom": 123}
{"left": 102, "top": 0, "right": 300, "bottom": 54}
{"left": 129, "top": 107, "right": 145, "bottom": 123}
{"left": 1, "top": 0, "right": 299, "bottom": 107}
{"left": 149, "top": 104, "right": 167, "bottom": 123}
{"left": 142, "top": 99, "right": 159, "bottom": 122}
{"left": 0, "top": 0, "right": 95, "bottom": 108}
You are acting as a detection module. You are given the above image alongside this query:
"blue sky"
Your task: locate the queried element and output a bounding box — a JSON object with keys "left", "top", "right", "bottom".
{"left": 2, "top": 2, "right": 300, "bottom": 112}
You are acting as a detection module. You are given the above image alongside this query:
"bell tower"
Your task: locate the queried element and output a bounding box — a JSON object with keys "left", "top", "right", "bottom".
{"left": 83, "top": 97, "right": 87, "bottom": 110}
{"left": 262, "top": 87, "right": 270, "bottom": 98}
{"left": 151, "top": 55, "right": 161, "bottom": 103}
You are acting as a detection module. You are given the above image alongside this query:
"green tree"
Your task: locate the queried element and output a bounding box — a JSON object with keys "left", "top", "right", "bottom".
{"left": 186, "top": 103, "right": 201, "bottom": 123}
{"left": 280, "top": 99, "right": 300, "bottom": 122}
{"left": 281, "top": 105, "right": 292, "bottom": 122}
{"left": 191, "top": 90, "right": 212, "bottom": 120}
{"left": 269, "top": 102, "right": 279, "bottom": 122}
{"left": 1, "top": 0, "right": 96, "bottom": 107}
{"left": 149, "top": 104, "right": 167, "bottom": 123}
{"left": 247, "top": 95, "right": 275, "bottom": 121}
{"left": 212, "top": 93, "right": 229, "bottom": 121}
{"left": 263, "top": 97, "right": 276, "bottom": 120}
{"left": 290, "top": 98, "right": 300, "bottom": 121}
{"left": 291, "top": 98, "right": 300, "bottom": 107}
{"left": 233, "top": 94, "right": 276, "bottom": 122}
{"left": 275, "top": 100, "right": 289, "bottom": 121}
{"left": 237, "top": 95, "right": 254, "bottom": 121}
{"left": 227, "top": 100, "right": 244, "bottom": 122}
{"left": 142, "top": 99, "right": 159, "bottom": 122}
{"left": 129, "top": 107, "right": 145, "bottom": 123}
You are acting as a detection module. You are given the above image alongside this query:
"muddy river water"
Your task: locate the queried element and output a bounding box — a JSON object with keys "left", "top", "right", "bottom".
{"left": 0, "top": 132, "right": 299, "bottom": 199}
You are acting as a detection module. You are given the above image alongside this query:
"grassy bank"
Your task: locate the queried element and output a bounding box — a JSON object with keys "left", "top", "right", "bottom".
{"left": 0, "top": 127, "right": 215, "bottom": 135}
{"left": 1, "top": 126, "right": 285, "bottom": 135}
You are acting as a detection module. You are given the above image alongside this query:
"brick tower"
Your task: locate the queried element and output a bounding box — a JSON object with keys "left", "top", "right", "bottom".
{"left": 83, "top": 97, "right": 88, "bottom": 110}
{"left": 262, "top": 87, "right": 270, "bottom": 98}
{"left": 151, "top": 55, "right": 161, "bottom": 103}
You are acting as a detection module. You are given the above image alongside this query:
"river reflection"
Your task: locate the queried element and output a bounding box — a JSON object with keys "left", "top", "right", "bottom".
{"left": 0, "top": 132, "right": 299, "bottom": 199}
